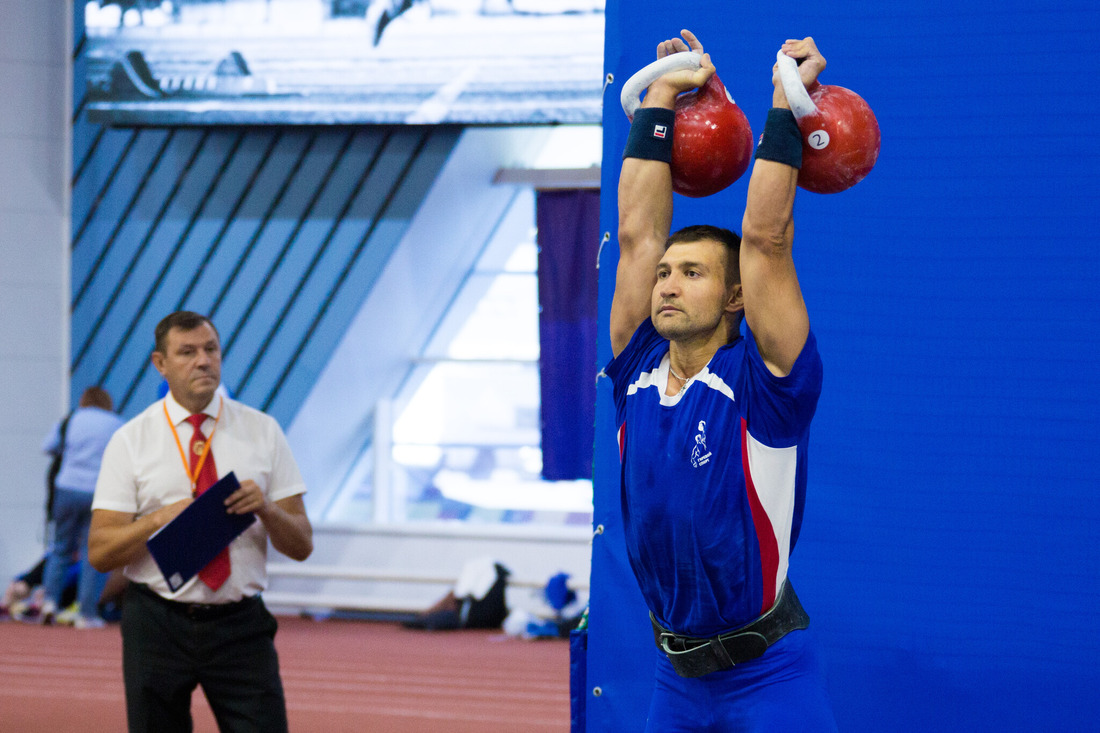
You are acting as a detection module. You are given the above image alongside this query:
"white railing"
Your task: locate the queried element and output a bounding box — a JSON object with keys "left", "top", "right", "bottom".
{"left": 262, "top": 522, "right": 592, "bottom": 614}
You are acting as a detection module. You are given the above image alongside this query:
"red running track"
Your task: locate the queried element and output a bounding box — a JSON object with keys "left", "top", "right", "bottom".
{"left": 0, "top": 617, "right": 571, "bottom": 732}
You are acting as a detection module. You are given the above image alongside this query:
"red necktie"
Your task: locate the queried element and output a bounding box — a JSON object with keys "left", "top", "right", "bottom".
{"left": 187, "top": 413, "right": 231, "bottom": 590}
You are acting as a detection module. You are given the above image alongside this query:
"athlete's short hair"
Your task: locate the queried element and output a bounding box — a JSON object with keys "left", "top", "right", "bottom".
{"left": 665, "top": 225, "right": 742, "bottom": 287}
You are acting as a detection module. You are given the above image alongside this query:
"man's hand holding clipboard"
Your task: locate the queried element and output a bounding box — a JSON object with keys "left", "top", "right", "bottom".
{"left": 146, "top": 471, "right": 256, "bottom": 591}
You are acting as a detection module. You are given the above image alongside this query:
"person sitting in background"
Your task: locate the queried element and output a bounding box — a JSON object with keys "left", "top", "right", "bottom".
{"left": 40, "top": 386, "right": 125, "bottom": 628}
{"left": 3, "top": 553, "right": 127, "bottom": 623}
{"left": 1, "top": 554, "right": 76, "bottom": 621}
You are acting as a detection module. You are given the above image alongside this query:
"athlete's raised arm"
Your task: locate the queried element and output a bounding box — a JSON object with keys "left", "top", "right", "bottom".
{"left": 610, "top": 30, "right": 715, "bottom": 357}
{"left": 739, "top": 38, "right": 826, "bottom": 376}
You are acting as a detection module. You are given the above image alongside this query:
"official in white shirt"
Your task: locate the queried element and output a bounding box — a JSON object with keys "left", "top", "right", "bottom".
{"left": 90, "top": 310, "right": 313, "bottom": 733}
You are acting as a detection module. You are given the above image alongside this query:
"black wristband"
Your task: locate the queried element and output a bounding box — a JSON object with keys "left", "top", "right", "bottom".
{"left": 754, "top": 108, "right": 802, "bottom": 169}
{"left": 623, "top": 107, "right": 675, "bottom": 163}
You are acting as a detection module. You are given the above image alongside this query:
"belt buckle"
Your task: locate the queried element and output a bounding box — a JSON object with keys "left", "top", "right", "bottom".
{"left": 657, "top": 631, "right": 682, "bottom": 654}
{"left": 659, "top": 633, "right": 726, "bottom": 678}
{"left": 184, "top": 603, "right": 211, "bottom": 618}
{"left": 659, "top": 630, "right": 705, "bottom": 655}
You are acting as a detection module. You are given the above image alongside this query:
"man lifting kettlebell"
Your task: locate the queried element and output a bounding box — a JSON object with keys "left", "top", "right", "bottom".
{"left": 606, "top": 31, "right": 840, "bottom": 730}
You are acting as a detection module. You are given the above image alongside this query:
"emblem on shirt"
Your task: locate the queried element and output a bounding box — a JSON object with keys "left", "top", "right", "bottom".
{"left": 691, "top": 420, "right": 711, "bottom": 467}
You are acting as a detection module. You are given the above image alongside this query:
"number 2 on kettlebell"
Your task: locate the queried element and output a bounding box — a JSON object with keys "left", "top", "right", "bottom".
{"left": 808, "top": 130, "right": 830, "bottom": 150}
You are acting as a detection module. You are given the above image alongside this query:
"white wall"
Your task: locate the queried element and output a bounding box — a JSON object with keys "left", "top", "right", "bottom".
{"left": 0, "top": 3, "right": 70, "bottom": 581}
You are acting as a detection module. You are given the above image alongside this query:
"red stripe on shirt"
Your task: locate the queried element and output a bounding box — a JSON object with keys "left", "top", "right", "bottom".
{"left": 741, "top": 417, "right": 779, "bottom": 613}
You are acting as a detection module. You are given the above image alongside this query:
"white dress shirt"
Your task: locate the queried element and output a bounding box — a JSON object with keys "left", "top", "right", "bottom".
{"left": 94, "top": 393, "right": 306, "bottom": 603}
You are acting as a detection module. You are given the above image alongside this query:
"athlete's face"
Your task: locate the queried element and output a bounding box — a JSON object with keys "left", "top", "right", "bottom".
{"left": 651, "top": 239, "right": 741, "bottom": 342}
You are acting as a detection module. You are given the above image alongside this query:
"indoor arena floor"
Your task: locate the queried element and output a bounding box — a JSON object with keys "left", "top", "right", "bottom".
{"left": 0, "top": 615, "right": 571, "bottom": 732}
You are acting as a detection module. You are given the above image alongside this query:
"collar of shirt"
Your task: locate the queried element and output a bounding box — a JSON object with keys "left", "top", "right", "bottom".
{"left": 163, "top": 392, "right": 221, "bottom": 427}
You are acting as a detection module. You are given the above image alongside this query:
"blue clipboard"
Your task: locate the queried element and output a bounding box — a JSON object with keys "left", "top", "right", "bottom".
{"left": 146, "top": 471, "right": 256, "bottom": 591}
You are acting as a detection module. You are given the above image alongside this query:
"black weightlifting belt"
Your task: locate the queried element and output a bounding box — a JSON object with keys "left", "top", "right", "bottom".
{"left": 650, "top": 579, "right": 810, "bottom": 678}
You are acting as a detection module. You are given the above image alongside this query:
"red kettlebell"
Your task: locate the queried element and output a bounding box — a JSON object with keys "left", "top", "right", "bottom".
{"left": 622, "top": 52, "right": 753, "bottom": 198}
{"left": 776, "top": 51, "right": 880, "bottom": 194}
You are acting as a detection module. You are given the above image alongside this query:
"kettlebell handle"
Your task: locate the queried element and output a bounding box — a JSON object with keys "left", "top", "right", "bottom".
{"left": 775, "top": 51, "right": 819, "bottom": 120}
{"left": 620, "top": 51, "right": 704, "bottom": 118}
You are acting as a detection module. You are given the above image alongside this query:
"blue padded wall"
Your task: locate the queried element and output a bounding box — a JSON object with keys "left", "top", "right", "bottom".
{"left": 590, "top": 2, "right": 1100, "bottom": 731}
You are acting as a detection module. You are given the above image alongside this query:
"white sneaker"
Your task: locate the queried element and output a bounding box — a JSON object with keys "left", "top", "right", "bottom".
{"left": 74, "top": 615, "right": 106, "bottom": 630}
{"left": 55, "top": 603, "right": 81, "bottom": 626}
{"left": 38, "top": 599, "right": 58, "bottom": 625}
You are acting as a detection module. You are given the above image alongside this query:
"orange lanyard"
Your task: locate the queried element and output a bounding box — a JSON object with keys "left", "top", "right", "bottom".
{"left": 164, "top": 396, "right": 223, "bottom": 495}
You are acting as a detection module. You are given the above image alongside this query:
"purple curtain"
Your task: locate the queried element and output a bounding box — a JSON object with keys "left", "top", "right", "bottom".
{"left": 536, "top": 189, "right": 600, "bottom": 481}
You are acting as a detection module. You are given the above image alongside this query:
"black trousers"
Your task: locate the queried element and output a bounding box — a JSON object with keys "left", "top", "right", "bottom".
{"left": 121, "top": 583, "right": 288, "bottom": 733}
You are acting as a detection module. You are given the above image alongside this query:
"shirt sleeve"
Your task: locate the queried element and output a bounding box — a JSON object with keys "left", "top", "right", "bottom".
{"left": 92, "top": 431, "right": 140, "bottom": 513}
{"left": 605, "top": 318, "right": 665, "bottom": 409}
{"left": 738, "top": 325, "right": 824, "bottom": 447}
{"left": 265, "top": 419, "right": 307, "bottom": 504}
{"left": 41, "top": 421, "right": 61, "bottom": 455}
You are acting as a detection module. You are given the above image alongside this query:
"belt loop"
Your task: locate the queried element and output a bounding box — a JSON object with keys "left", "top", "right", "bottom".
{"left": 707, "top": 637, "right": 734, "bottom": 667}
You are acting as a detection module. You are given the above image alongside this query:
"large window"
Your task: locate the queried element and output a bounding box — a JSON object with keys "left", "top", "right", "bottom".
{"left": 302, "top": 125, "right": 602, "bottom": 528}
{"left": 318, "top": 181, "right": 597, "bottom": 527}
{"left": 393, "top": 228, "right": 593, "bottom": 525}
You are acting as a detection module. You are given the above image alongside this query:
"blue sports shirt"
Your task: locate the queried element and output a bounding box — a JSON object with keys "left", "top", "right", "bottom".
{"left": 606, "top": 318, "right": 823, "bottom": 637}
